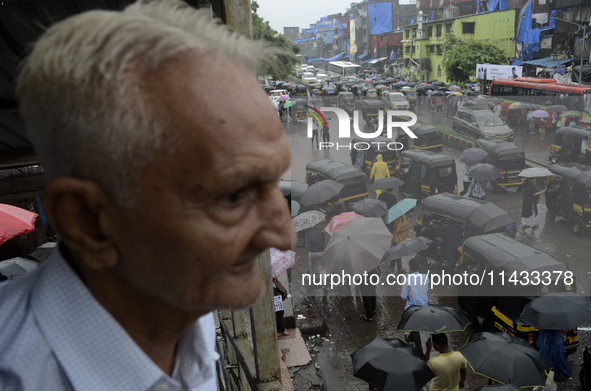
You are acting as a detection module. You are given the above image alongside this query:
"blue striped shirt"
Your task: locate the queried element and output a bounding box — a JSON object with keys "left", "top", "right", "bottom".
{"left": 0, "top": 246, "right": 218, "bottom": 391}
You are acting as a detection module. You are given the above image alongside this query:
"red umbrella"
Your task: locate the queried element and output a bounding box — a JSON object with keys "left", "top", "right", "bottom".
{"left": 0, "top": 204, "right": 38, "bottom": 245}
{"left": 363, "top": 70, "right": 369, "bottom": 73}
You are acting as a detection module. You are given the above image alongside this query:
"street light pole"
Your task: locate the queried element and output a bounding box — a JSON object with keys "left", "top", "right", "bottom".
{"left": 418, "top": 10, "right": 423, "bottom": 82}
{"left": 552, "top": 17, "right": 586, "bottom": 85}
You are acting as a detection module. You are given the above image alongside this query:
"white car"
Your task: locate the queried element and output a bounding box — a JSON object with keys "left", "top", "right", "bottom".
{"left": 316, "top": 73, "right": 328, "bottom": 82}
{"left": 268, "top": 89, "right": 289, "bottom": 103}
{"left": 302, "top": 72, "right": 318, "bottom": 84}
{"left": 383, "top": 91, "right": 410, "bottom": 110}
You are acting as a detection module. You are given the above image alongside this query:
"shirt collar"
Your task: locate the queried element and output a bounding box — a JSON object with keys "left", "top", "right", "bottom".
{"left": 30, "top": 247, "right": 216, "bottom": 391}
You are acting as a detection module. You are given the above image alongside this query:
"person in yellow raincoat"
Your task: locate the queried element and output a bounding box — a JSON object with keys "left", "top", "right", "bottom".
{"left": 369, "top": 154, "right": 390, "bottom": 197}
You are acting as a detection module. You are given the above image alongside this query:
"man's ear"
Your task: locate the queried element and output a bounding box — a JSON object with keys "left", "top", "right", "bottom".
{"left": 42, "top": 177, "right": 119, "bottom": 270}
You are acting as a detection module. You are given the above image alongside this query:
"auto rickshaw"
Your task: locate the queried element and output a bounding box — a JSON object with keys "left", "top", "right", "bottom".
{"left": 323, "top": 86, "right": 338, "bottom": 106}
{"left": 295, "top": 84, "right": 308, "bottom": 98}
{"left": 349, "top": 136, "right": 400, "bottom": 176}
{"left": 362, "top": 100, "right": 385, "bottom": 126}
{"left": 291, "top": 99, "right": 309, "bottom": 122}
{"left": 397, "top": 150, "right": 458, "bottom": 199}
{"left": 305, "top": 159, "right": 368, "bottom": 206}
{"left": 414, "top": 193, "right": 516, "bottom": 266}
{"left": 476, "top": 139, "right": 528, "bottom": 191}
{"left": 364, "top": 88, "right": 378, "bottom": 100}
{"left": 337, "top": 91, "right": 355, "bottom": 118}
{"left": 549, "top": 126, "right": 591, "bottom": 165}
{"left": 402, "top": 124, "right": 443, "bottom": 153}
{"left": 403, "top": 89, "right": 418, "bottom": 110}
{"left": 375, "top": 85, "right": 389, "bottom": 97}
{"left": 546, "top": 162, "right": 591, "bottom": 235}
{"left": 456, "top": 233, "right": 578, "bottom": 353}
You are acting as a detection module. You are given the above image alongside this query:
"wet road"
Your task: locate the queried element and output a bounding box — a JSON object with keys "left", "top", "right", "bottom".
{"left": 285, "top": 102, "right": 591, "bottom": 391}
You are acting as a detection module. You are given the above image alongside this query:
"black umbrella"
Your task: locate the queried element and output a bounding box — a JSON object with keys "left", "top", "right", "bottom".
{"left": 351, "top": 199, "right": 388, "bottom": 218}
{"left": 491, "top": 98, "right": 504, "bottom": 104}
{"left": 545, "top": 104, "right": 568, "bottom": 113}
{"left": 519, "top": 293, "right": 591, "bottom": 330}
{"left": 299, "top": 180, "right": 344, "bottom": 206}
{"left": 467, "top": 163, "right": 501, "bottom": 181}
{"left": 462, "top": 90, "right": 476, "bottom": 96}
{"left": 431, "top": 90, "right": 446, "bottom": 96}
{"left": 459, "top": 148, "right": 489, "bottom": 165}
{"left": 397, "top": 305, "right": 470, "bottom": 334}
{"left": 471, "top": 385, "right": 522, "bottom": 391}
{"left": 419, "top": 84, "right": 435, "bottom": 90}
{"left": 381, "top": 237, "right": 432, "bottom": 263}
{"left": 351, "top": 338, "right": 435, "bottom": 391}
{"left": 433, "top": 81, "right": 445, "bottom": 87}
{"left": 460, "top": 332, "right": 551, "bottom": 387}
{"left": 370, "top": 177, "right": 405, "bottom": 191}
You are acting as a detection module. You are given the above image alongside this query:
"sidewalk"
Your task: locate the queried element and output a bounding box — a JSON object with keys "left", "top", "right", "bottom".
{"left": 415, "top": 105, "right": 553, "bottom": 167}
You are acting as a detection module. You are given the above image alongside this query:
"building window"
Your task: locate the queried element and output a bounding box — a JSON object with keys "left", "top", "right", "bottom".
{"left": 412, "top": 29, "right": 417, "bottom": 39}
{"left": 406, "top": 46, "right": 410, "bottom": 53}
{"left": 405, "top": 29, "right": 409, "bottom": 39}
{"left": 462, "top": 22, "right": 475, "bottom": 34}
{"left": 412, "top": 46, "right": 416, "bottom": 54}
{"left": 446, "top": 23, "right": 452, "bottom": 33}
{"left": 437, "top": 45, "right": 442, "bottom": 55}
{"left": 437, "top": 68, "right": 442, "bottom": 77}
{"left": 428, "top": 45, "right": 435, "bottom": 53}
{"left": 427, "top": 26, "right": 433, "bottom": 37}
{"left": 436, "top": 25, "right": 442, "bottom": 36}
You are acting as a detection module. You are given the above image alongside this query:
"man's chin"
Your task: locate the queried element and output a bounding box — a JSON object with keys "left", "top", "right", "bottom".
{"left": 217, "top": 264, "right": 264, "bottom": 310}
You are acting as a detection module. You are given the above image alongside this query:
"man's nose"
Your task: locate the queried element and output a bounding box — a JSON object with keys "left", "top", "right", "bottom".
{"left": 250, "top": 188, "right": 292, "bottom": 251}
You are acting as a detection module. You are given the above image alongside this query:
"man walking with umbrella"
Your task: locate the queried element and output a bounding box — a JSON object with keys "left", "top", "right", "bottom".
{"left": 521, "top": 177, "right": 546, "bottom": 229}
{"left": 425, "top": 333, "right": 467, "bottom": 391}
{"left": 401, "top": 258, "right": 429, "bottom": 352}
{"left": 534, "top": 330, "right": 571, "bottom": 391}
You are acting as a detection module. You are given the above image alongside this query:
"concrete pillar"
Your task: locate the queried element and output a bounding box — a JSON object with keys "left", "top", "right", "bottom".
{"left": 222, "top": 0, "right": 253, "bottom": 39}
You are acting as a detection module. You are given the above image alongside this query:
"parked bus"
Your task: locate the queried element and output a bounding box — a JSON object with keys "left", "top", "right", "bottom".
{"left": 489, "top": 78, "right": 591, "bottom": 114}
{"left": 328, "top": 61, "right": 362, "bottom": 77}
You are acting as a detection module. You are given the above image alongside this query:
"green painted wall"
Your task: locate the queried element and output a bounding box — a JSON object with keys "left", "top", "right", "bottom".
{"left": 403, "top": 10, "right": 516, "bottom": 83}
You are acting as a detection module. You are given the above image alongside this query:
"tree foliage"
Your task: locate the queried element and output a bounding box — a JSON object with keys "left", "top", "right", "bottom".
{"left": 440, "top": 35, "right": 507, "bottom": 83}
{"left": 419, "top": 57, "right": 432, "bottom": 81}
{"left": 251, "top": 1, "right": 300, "bottom": 80}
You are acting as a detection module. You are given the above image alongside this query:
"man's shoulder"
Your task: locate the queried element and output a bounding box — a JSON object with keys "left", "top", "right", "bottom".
{"left": 0, "top": 270, "right": 61, "bottom": 386}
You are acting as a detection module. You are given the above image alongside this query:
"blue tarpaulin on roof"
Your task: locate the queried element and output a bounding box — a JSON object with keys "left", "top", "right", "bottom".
{"left": 512, "top": 59, "right": 523, "bottom": 65}
{"left": 368, "top": 2, "right": 393, "bottom": 34}
{"left": 500, "top": 0, "right": 508, "bottom": 10}
{"left": 318, "top": 21, "right": 332, "bottom": 28}
{"left": 522, "top": 56, "right": 573, "bottom": 67}
{"left": 524, "top": 27, "right": 553, "bottom": 59}
{"left": 320, "top": 16, "right": 328, "bottom": 20}
{"left": 431, "top": 10, "right": 434, "bottom": 21}
{"left": 358, "top": 53, "right": 369, "bottom": 59}
{"left": 337, "top": 19, "right": 345, "bottom": 37}
{"left": 390, "top": 50, "right": 396, "bottom": 60}
{"left": 350, "top": 13, "right": 355, "bottom": 18}
{"left": 295, "top": 37, "right": 316, "bottom": 44}
{"left": 343, "top": 40, "right": 347, "bottom": 50}
{"left": 411, "top": 17, "right": 414, "bottom": 24}
{"left": 363, "top": 57, "right": 377, "bottom": 63}
{"left": 488, "top": 0, "right": 508, "bottom": 11}
{"left": 308, "top": 57, "right": 325, "bottom": 62}
{"left": 319, "top": 31, "right": 333, "bottom": 44}
{"left": 549, "top": 10, "right": 561, "bottom": 27}
{"left": 516, "top": 0, "right": 532, "bottom": 44}
{"left": 326, "top": 52, "right": 346, "bottom": 61}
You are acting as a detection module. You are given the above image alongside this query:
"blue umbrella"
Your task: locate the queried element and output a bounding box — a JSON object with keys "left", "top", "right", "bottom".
{"left": 291, "top": 200, "right": 300, "bottom": 217}
{"left": 383, "top": 198, "right": 417, "bottom": 224}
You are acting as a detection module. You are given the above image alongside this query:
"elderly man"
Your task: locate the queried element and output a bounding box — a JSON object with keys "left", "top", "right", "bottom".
{"left": 0, "top": 1, "right": 292, "bottom": 390}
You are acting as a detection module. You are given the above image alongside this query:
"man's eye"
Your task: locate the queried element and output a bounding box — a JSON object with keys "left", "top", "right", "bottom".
{"left": 225, "top": 190, "right": 242, "bottom": 204}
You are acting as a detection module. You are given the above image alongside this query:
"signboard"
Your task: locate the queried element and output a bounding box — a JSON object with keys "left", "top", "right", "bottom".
{"left": 350, "top": 17, "right": 357, "bottom": 55}
{"left": 476, "top": 64, "right": 523, "bottom": 80}
{"left": 556, "top": 64, "right": 566, "bottom": 74}
{"left": 274, "top": 295, "right": 284, "bottom": 312}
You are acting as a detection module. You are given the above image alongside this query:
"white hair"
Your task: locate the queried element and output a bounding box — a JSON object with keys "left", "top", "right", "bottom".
{"left": 17, "top": 0, "right": 283, "bottom": 207}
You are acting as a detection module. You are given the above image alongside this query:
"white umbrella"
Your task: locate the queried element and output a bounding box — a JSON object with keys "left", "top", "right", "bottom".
{"left": 518, "top": 167, "right": 553, "bottom": 178}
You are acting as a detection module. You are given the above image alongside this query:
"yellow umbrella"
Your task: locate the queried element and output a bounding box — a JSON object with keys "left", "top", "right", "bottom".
{"left": 453, "top": 92, "right": 462, "bottom": 96}
{"left": 508, "top": 102, "right": 522, "bottom": 109}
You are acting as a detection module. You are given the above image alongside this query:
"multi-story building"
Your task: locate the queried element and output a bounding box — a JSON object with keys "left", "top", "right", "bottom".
{"left": 283, "top": 27, "right": 299, "bottom": 42}
{"left": 402, "top": 9, "right": 517, "bottom": 82}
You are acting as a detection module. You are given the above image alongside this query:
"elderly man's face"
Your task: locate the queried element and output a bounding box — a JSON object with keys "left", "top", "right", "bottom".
{"left": 110, "top": 54, "right": 291, "bottom": 312}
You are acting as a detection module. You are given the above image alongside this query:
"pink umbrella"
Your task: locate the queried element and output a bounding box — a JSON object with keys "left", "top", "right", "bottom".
{"left": 0, "top": 204, "right": 38, "bottom": 246}
{"left": 278, "top": 96, "right": 290, "bottom": 101}
{"left": 270, "top": 247, "right": 295, "bottom": 278}
{"left": 365, "top": 78, "right": 373, "bottom": 83}
{"left": 325, "top": 212, "right": 363, "bottom": 235}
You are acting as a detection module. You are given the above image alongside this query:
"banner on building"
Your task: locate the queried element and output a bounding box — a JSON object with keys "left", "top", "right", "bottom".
{"left": 350, "top": 16, "right": 357, "bottom": 55}
{"left": 476, "top": 64, "right": 523, "bottom": 80}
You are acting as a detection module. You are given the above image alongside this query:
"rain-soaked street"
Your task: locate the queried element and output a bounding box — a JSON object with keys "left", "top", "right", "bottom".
{"left": 283, "top": 101, "right": 591, "bottom": 391}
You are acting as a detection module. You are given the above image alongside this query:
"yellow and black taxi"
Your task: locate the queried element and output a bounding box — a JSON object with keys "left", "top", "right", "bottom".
{"left": 397, "top": 150, "right": 458, "bottom": 199}
{"left": 549, "top": 126, "right": 591, "bottom": 165}
{"left": 414, "top": 193, "right": 516, "bottom": 267}
{"left": 457, "top": 233, "right": 578, "bottom": 354}
{"left": 305, "top": 159, "right": 368, "bottom": 206}
{"left": 476, "top": 139, "right": 528, "bottom": 191}
{"left": 546, "top": 162, "right": 591, "bottom": 235}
